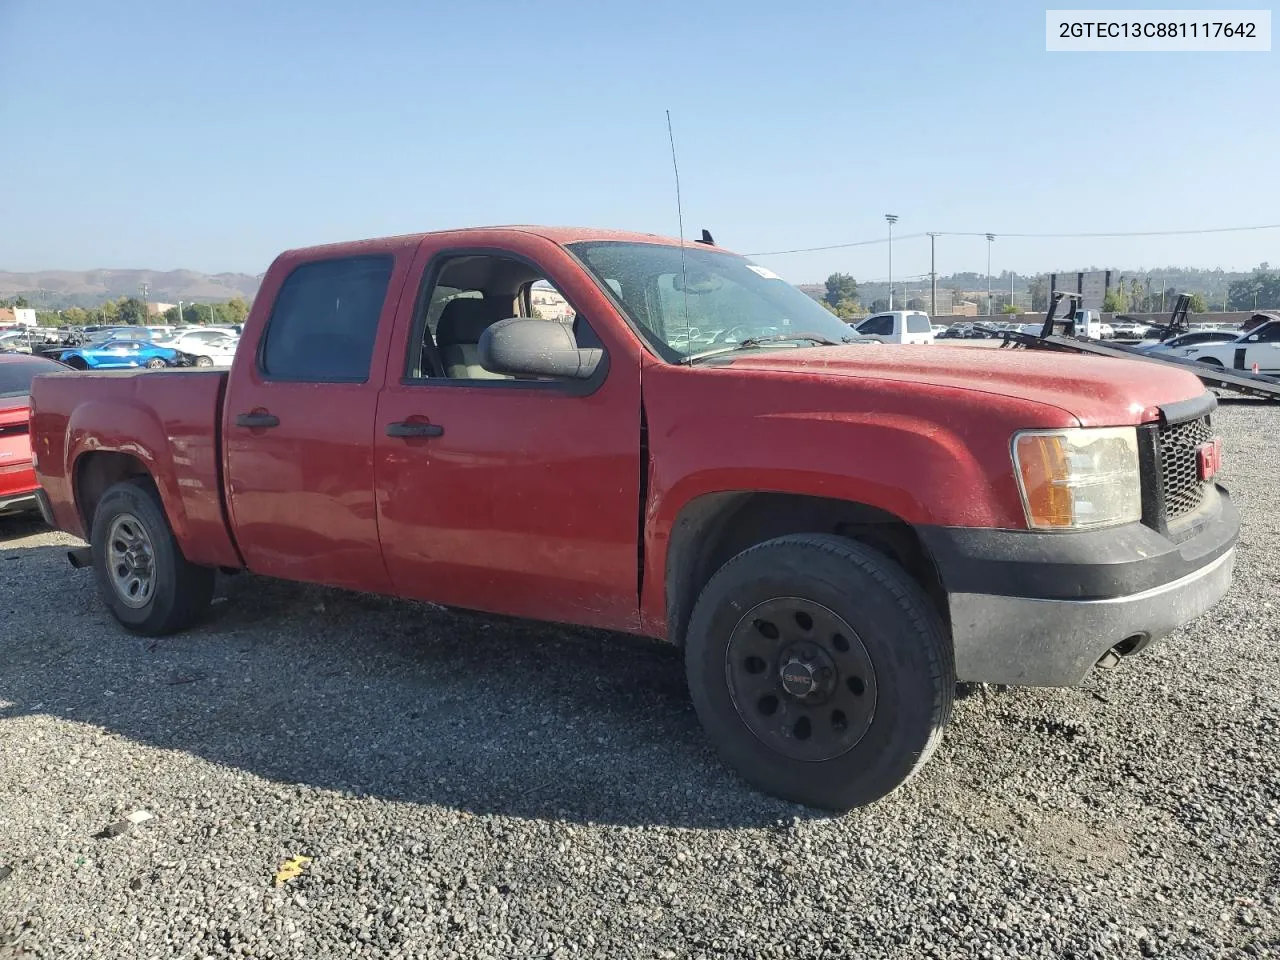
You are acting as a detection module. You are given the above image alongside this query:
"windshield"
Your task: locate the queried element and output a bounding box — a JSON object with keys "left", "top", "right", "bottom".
{"left": 568, "top": 241, "right": 855, "bottom": 361}
{"left": 0, "top": 357, "right": 67, "bottom": 399}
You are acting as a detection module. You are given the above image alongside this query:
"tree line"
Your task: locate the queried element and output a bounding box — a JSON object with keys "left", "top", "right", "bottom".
{"left": 0, "top": 295, "right": 251, "bottom": 329}
{"left": 813, "top": 263, "right": 1280, "bottom": 317}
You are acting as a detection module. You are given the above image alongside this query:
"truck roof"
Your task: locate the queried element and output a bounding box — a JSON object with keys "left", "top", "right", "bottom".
{"left": 278, "top": 225, "right": 731, "bottom": 261}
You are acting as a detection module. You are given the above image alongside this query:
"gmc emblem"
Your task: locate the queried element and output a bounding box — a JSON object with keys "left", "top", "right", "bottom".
{"left": 1196, "top": 438, "right": 1223, "bottom": 481}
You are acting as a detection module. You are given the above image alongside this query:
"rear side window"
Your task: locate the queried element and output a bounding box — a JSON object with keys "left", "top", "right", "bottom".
{"left": 906, "top": 313, "right": 932, "bottom": 333}
{"left": 261, "top": 256, "right": 393, "bottom": 382}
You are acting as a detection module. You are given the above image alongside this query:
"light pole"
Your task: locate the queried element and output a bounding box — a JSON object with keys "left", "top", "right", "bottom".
{"left": 985, "top": 234, "right": 995, "bottom": 316}
{"left": 927, "top": 232, "right": 939, "bottom": 317}
{"left": 885, "top": 214, "right": 899, "bottom": 310}
{"left": 178, "top": 300, "right": 185, "bottom": 325}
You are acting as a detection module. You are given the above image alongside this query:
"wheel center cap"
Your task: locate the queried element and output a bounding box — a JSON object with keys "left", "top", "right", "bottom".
{"left": 779, "top": 659, "right": 818, "bottom": 698}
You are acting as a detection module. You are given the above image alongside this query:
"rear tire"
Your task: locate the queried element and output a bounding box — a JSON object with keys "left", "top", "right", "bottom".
{"left": 145, "top": 357, "right": 166, "bottom": 369}
{"left": 685, "top": 534, "right": 953, "bottom": 810}
{"left": 90, "top": 478, "right": 214, "bottom": 635}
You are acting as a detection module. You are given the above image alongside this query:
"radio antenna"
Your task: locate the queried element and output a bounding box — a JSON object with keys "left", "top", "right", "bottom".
{"left": 666, "top": 109, "right": 691, "bottom": 342}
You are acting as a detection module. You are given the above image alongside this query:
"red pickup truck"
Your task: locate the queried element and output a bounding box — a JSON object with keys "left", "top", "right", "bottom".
{"left": 29, "top": 226, "right": 1239, "bottom": 809}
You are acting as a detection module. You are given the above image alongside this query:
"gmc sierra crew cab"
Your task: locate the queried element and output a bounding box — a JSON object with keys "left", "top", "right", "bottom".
{"left": 29, "top": 226, "right": 1239, "bottom": 809}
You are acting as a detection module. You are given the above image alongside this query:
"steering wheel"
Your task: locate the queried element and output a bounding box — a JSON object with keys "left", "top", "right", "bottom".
{"left": 712, "top": 324, "right": 757, "bottom": 345}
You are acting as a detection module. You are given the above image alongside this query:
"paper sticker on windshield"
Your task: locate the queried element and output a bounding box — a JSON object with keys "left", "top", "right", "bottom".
{"left": 746, "top": 264, "right": 782, "bottom": 280}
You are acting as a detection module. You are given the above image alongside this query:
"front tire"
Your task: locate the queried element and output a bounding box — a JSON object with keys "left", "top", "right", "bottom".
{"left": 685, "top": 534, "right": 953, "bottom": 810}
{"left": 194, "top": 356, "right": 213, "bottom": 367}
{"left": 90, "top": 478, "right": 214, "bottom": 635}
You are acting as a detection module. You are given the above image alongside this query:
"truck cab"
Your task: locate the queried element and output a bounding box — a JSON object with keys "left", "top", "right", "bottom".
{"left": 849, "top": 310, "right": 935, "bottom": 345}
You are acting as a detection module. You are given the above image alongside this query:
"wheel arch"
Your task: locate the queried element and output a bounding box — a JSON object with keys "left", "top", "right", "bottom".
{"left": 661, "top": 491, "right": 949, "bottom": 648}
{"left": 73, "top": 450, "right": 158, "bottom": 534}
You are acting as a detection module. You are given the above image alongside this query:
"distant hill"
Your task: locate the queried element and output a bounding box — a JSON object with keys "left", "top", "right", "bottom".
{"left": 0, "top": 269, "right": 262, "bottom": 309}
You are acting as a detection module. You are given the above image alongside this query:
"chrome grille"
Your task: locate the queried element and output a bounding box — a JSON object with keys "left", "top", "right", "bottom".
{"left": 1158, "top": 416, "right": 1212, "bottom": 521}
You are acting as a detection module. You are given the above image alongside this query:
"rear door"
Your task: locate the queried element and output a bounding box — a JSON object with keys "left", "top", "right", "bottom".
{"left": 222, "top": 245, "right": 414, "bottom": 592}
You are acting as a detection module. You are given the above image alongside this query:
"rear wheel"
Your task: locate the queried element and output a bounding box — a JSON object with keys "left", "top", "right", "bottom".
{"left": 685, "top": 534, "right": 953, "bottom": 810}
{"left": 145, "top": 357, "right": 167, "bottom": 369}
{"left": 90, "top": 478, "right": 214, "bottom": 635}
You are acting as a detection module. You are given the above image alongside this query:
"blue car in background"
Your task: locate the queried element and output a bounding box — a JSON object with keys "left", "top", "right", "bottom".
{"left": 58, "top": 339, "right": 183, "bottom": 370}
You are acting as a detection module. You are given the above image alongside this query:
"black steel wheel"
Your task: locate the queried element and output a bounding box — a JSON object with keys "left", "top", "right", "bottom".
{"left": 685, "top": 533, "right": 953, "bottom": 810}
{"left": 725, "top": 597, "right": 878, "bottom": 763}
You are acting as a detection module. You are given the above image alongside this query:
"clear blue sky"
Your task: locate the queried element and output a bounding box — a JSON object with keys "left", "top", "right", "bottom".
{"left": 1, "top": 0, "right": 1276, "bottom": 284}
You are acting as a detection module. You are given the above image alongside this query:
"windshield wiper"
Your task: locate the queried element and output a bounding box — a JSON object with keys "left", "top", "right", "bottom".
{"left": 683, "top": 332, "right": 846, "bottom": 364}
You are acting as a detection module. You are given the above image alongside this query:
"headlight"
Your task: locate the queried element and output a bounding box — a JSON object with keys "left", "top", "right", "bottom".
{"left": 1012, "top": 427, "right": 1141, "bottom": 530}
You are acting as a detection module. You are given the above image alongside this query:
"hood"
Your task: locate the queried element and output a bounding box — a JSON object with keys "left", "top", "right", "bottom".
{"left": 717, "top": 344, "right": 1206, "bottom": 426}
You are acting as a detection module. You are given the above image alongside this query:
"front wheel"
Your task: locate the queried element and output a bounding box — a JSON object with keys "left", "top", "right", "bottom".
{"left": 685, "top": 534, "right": 953, "bottom": 810}
{"left": 194, "top": 355, "right": 214, "bottom": 367}
{"left": 90, "top": 478, "right": 214, "bottom": 635}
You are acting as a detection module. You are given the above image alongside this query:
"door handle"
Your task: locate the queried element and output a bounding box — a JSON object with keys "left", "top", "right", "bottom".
{"left": 234, "top": 412, "right": 280, "bottom": 429}
{"left": 386, "top": 421, "right": 444, "bottom": 438}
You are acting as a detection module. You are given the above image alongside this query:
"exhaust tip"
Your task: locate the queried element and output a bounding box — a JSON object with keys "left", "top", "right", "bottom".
{"left": 67, "top": 547, "right": 92, "bottom": 569}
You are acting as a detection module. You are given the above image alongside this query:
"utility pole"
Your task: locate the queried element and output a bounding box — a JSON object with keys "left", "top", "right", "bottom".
{"left": 885, "top": 214, "right": 898, "bottom": 310}
{"left": 985, "top": 234, "right": 995, "bottom": 316}
{"left": 178, "top": 300, "right": 185, "bottom": 325}
{"left": 1010, "top": 269, "right": 1015, "bottom": 313}
{"left": 1160, "top": 281, "right": 1166, "bottom": 314}
{"left": 927, "top": 232, "right": 939, "bottom": 317}
{"left": 138, "top": 282, "right": 150, "bottom": 324}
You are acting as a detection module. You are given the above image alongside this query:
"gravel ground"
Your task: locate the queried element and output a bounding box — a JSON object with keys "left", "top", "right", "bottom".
{"left": 1, "top": 401, "right": 1278, "bottom": 960}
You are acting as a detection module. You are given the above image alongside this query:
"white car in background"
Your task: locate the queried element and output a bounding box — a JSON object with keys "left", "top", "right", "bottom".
{"left": 1181, "top": 319, "right": 1280, "bottom": 374}
{"left": 181, "top": 335, "right": 239, "bottom": 368}
{"left": 1136, "top": 330, "right": 1238, "bottom": 357}
{"left": 848, "top": 310, "right": 935, "bottom": 344}
{"left": 160, "top": 327, "right": 238, "bottom": 354}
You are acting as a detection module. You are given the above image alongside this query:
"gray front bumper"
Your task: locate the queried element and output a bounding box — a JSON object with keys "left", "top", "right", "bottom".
{"left": 949, "top": 546, "right": 1236, "bottom": 686}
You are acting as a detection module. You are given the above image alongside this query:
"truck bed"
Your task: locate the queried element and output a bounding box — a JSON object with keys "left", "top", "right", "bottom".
{"left": 30, "top": 369, "right": 241, "bottom": 568}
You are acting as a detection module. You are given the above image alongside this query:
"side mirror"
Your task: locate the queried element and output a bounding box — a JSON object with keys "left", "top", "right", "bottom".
{"left": 478, "top": 317, "right": 603, "bottom": 380}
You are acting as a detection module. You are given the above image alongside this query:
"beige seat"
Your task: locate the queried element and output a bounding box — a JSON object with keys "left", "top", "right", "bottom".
{"left": 434, "top": 298, "right": 512, "bottom": 380}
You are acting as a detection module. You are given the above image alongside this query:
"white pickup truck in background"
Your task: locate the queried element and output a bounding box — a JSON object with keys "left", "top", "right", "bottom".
{"left": 849, "top": 310, "right": 935, "bottom": 344}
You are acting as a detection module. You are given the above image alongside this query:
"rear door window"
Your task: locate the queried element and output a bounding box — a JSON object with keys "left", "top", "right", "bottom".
{"left": 260, "top": 256, "right": 393, "bottom": 382}
{"left": 906, "top": 313, "right": 932, "bottom": 333}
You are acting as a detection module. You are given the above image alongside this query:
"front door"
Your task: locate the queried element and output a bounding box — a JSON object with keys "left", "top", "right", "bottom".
{"left": 222, "top": 249, "right": 411, "bottom": 592}
{"left": 374, "top": 236, "right": 643, "bottom": 632}
{"left": 1237, "top": 323, "right": 1280, "bottom": 373}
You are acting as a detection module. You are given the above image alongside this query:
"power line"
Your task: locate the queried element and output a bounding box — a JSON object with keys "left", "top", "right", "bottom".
{"left": 935, "top": 223, "right": 1280, "bottom": 239}
{"left": 746, "top": 222, "right": 1280, "bottom": 257}
{"left": 747, "top": 232, "right": 929, "bottom": 256}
